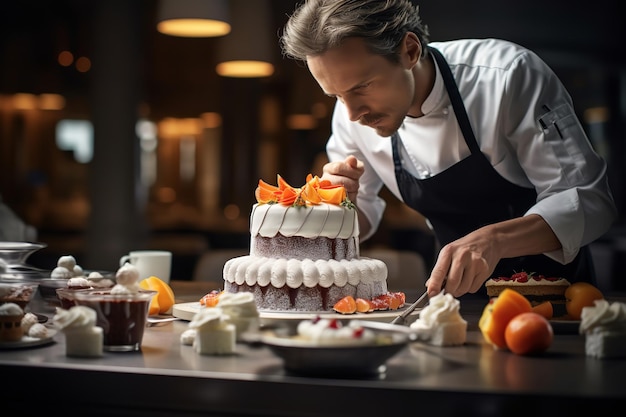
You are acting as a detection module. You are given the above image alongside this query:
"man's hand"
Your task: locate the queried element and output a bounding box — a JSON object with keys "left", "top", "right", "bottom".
{"left": 321, "top": 155, "right": 364, "bottom": 203}
{"left": 426, "top": 215, "right": 561, "bottom": 297}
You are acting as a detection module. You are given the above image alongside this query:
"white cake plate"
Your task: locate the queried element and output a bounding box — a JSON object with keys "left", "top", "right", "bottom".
{"left": 172, "top": 301, "right": 421, "bottom": 324}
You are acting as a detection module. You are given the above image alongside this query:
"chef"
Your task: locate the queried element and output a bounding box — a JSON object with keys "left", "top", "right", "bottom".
{"left": 279, "top": 0, "right": 617, "bottom": 298}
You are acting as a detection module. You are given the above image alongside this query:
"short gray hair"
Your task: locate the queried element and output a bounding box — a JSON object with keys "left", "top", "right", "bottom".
{"left": 280, "top": 0, "right": 430, "bottom": 63}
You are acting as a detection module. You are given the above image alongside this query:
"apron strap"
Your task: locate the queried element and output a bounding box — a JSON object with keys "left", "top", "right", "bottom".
{"left": 428, "top": 47, "right": 481, "bottom": 155}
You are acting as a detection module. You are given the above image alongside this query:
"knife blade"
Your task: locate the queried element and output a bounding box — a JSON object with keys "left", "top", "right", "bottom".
{"left": 389, "top": 290, "right": 428, "bottom": 325}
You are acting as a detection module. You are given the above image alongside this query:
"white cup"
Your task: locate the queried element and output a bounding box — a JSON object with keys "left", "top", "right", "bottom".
{"left": 119, "top": 250, "right": 172, "bottom": 283}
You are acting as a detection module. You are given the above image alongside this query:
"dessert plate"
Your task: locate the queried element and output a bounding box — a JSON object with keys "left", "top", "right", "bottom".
{"left": 172, "top": 301, "right": 422, "bottom": 324}
{"left": 0, "top": 329, "right": 57, "bottom": 350}
{"left": 257, "top": 326, "right": 411, "bottom": 377}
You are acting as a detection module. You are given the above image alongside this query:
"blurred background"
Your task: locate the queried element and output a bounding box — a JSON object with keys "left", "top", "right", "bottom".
{"left": 0, "top": 0, "right": 624, "bottom": 289}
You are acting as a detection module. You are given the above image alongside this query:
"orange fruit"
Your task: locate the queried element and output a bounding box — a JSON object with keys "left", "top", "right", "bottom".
{"left": 504, "top": 312, "right": 553, "bottom": 355}
{"left": 200, "top": 290, "right": 223, "bottom": 307}
{"left": 564, "top": 282, "right": 603, "bottom": 320}
{"left": 139, "top": 276, "right": 176, "bottom": 315}
{"left": 531, "top": 301, "right": 553, "bottom": 320}
{"left": 333, "top": 295, "right": 357, "bottom": 314}
{"left": 479, "top": 288, "right": 532, "bottom": 350}
{"left": 355, "top": 297, "right": 372, "bottom": 313}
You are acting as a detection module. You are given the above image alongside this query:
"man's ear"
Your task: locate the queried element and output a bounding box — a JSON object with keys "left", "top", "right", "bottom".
{"left": 402, "top": 32, "right": 421, "bottom": 69}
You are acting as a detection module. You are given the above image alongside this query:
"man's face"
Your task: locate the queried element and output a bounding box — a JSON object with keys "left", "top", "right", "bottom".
{"left": 307, "top": 37, "right": 416, "bottom": 138}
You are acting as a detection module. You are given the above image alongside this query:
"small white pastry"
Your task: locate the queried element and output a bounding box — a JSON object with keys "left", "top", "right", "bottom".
{"left": 51, "top": 266, "right": 73, "bottom": 279}
{"left": 54, "top": 306, "right": 103, "bottom": 358}
{"left": 27, "top": 323, "right": 49, "bottom": 338}
{"left": 57, "top": 255, "right": 77, "bottom": 270}
{"left": 188, "top": 308, "right": 235, "bottom": 355}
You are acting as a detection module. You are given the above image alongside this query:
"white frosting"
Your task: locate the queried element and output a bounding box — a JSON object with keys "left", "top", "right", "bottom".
{"left": 580, "top": 299, "right": 626, "bottom": 334}
{"left": 580, "top": 300, "right": 626, "bottom": 359}
{"left": 21, "top": 312, "right": 39, "bottom": 333}
{"left": 410, "top": 292, "right": 467, "bottom": 346}
{"left": 0, "top": 302, "right": 23, "bottom": 316}
{"left": 27, "top": 323, "right": 49, "bottom": 338}
{"left": 189, "top": 307, "right": 227, "bottom": 330}
{"left": 218, "top": 292, "right": 259, "bottom": 318}
{"left": 111, "top": 263, "right": 140, "bottom": 294}
{"left": 250, "top": 203, "right": 358, "bottom": 239}
{"left": 54, "top": 305, "right": 98, "bottom": 330}
{"left": 296, "top": 317, "right": 376, "bottom": 346}
{"left": 187, "top": 307, "right": 236, "bottom": 354}
{"left": 67, "top": 277, "right": 91, "bottom": 288}
{"left": 224, "top": 256, "right": 387, "bottom": 289}
{"left": 51, "top": 266, "right": 74, "bottom": 279}
{"left": 57, "top": 255, "right": 77, "bottom": 270}
{"left": 216, "top": 292, "right": 260, "bottom": 339}
{"left": 486, "top": 278, "right": 570, "bottom": 287}
{"left": 54, "top": 306, "right": 103, "bottom": 358}
{"left": 180, "top": 329, "right": 197, "bottom": 345}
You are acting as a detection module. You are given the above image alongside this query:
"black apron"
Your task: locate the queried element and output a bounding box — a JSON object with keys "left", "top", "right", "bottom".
{"left": 391, "top": 46, "right": 595, "bottom": 296}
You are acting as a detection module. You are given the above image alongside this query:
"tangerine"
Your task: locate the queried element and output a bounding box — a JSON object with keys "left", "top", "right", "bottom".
{"left": 479, "top": 288, "right": 532, "bottom": 350}
{"left": 333, "top": 295, "right": 357, "bottom": 314}
{"left": 531, "top": 301, "right": 553, "bottom": 320}
{"left": 564, "top": 282, "right": 604, "bottom": 320}
{"left": 139, "top": 276, "right": 176, "bottom": 315}
{"left": 504, "top": 312, "right": 553, "bottom": 355}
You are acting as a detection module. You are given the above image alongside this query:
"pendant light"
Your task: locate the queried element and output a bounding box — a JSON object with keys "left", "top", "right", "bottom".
{"left": 215, "top": 0, "right": 274, "bottom": 78}
{"left": 157, "top": 0, "right": 231, "bottom": 38}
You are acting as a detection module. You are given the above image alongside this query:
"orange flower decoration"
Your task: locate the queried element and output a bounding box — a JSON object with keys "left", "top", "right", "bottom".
{"left": 254, "top": 174, "right": 351, "bottom": 207}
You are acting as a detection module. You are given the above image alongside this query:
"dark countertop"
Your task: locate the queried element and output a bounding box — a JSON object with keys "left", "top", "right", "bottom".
{"left": 2, "top": 282, "right": 625, "bottom": 416}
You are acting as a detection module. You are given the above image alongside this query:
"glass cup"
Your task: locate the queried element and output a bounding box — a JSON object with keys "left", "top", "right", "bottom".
{"left": 73, "top": 289, "right": 157, "bottom": 352}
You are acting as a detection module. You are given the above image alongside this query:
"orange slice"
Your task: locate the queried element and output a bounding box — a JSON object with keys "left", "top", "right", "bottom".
{"left": 479, "top": 288, "right": 532, "bottom": 350}
{"left": 355, "top": 297, "right": 373, "bottom": 313}
{"left": 139, "top": 276, "right": 176, "bottom": 315}
{"left": 200, "top": 290, "right": 223, "bottom": 307}
{"left": 531, "top": 301, "right": 554, "bottom": 320}
{"left": 333, "top": 295, "right": 357, "bottom": 314}
{"left": 317, "top": 185, "right": 346, "bottom": 205}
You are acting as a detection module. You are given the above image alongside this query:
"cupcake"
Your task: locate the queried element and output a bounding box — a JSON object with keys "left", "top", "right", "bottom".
{"left": 0, "top": 302, "right": 25, "bottom": 342}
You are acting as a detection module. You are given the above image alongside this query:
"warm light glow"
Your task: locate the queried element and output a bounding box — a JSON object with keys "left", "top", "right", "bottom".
{"left": 157, "top": 19, "right": 230, "bottom": 37}
{"left": 157, "top": 187, "right": 177, "bottom": 203}
{"left": 75, "top": 56, "right": 91, "bottom": 73}
{"left": 223, "top": 204, "right": 240, "bottom": 220}
{"left": 287, "top": 114, "right": 317, "bottom": 130}
{"left": 215, "top": 61, "right": 274, "bottom": 78}
{"left": 158, "top": 117, "right": 203, "bottom": 138}
{"left": 200, "top": 112, "right": 222, "bottom": 128}
{"left": 58, "top": 50, "right": 74, "bottom": 66}
{"left": 584, "top": 106, "right": 610, "bottom": 124}
{"left": 39, "top": 94, "right": 66, "bottom": 110}
{"left": 12, "top": 93, "right": 37, "bottom": 110}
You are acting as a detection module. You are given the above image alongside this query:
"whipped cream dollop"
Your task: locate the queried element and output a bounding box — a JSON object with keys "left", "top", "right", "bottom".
{"left": 218, "top": 292, "right": 259, "bottom": 318}
{"left": 182, "top": 307, "right": 234, "bottom": 346}
{"left": 224, "top": 256, "right": 387, "bottom": 289}
{"left": 580, "top": 299, "right": 626, "bottom": 334}
{"left": 410, "top": 292, "right": 467, "bottom": 346}
{"left": 189, "top": 307, "right": 227, "bottom": 331}
{"left": 53, "top": 305, "right": 98, "bottom": 330}
{"left": 52, "top": 255, "right": 84, "bottom": 279}
{"left": 216, "top": 292, "right": 260, "bottom": 339}
{"left": 0, "top": 302, "right": 23, "bottom": 316}
{"left": 111, "top": 263, "right": 141, "bottom": 294}
{"left": 21, "top": 312, "right": 39, "bottom": 333}
{"left": 296, "top": 317, "right": 376, "bottom": 346}
{"left": 67, "top": 277, "right": 91, "bottom": 288}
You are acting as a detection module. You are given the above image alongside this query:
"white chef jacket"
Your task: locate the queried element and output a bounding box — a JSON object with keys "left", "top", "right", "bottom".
{"left": 326, "top": 38, "right": 617, "bottom": 264}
